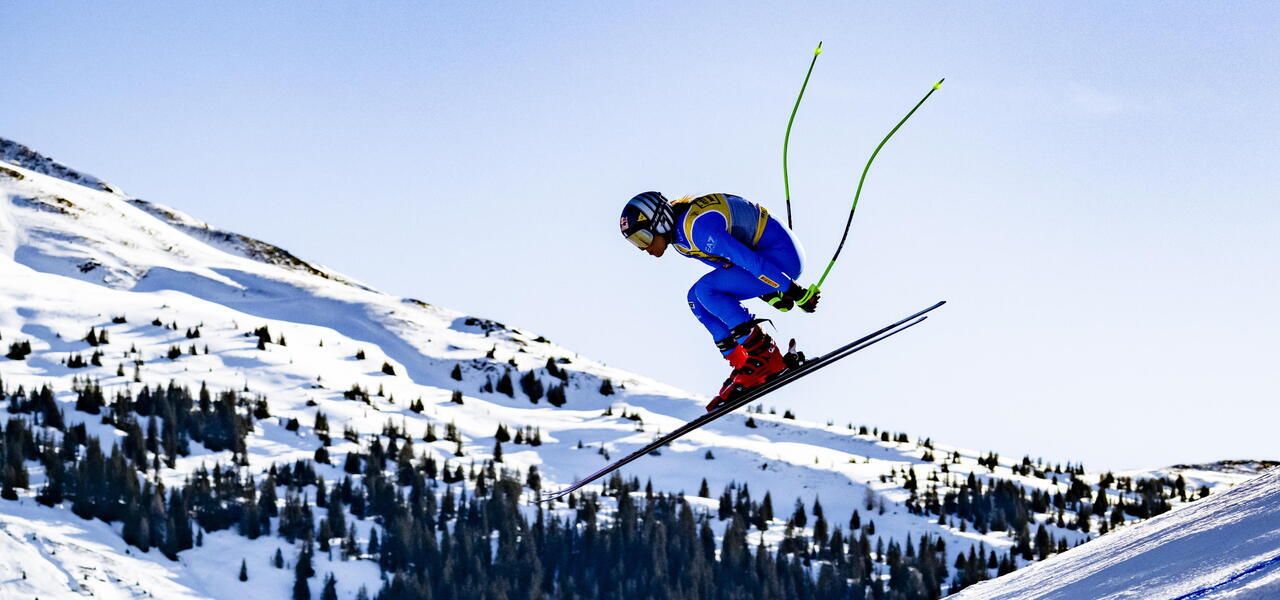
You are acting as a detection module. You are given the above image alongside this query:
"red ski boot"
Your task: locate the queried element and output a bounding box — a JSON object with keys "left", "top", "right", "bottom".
{"left": 706, "top": 325, "right": 788, "bottom": 411}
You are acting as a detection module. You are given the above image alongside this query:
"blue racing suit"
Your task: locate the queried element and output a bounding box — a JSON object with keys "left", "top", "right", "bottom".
{"left": 670, "top": 194, "right": 805, "bottom": 354}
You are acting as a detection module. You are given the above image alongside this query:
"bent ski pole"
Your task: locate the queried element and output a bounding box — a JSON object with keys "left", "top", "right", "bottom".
{"left": 813, "top": 78, "right": 945, "bottom": 292}
{"left": 783, "top": 42, "right": 823, "bottom": 230}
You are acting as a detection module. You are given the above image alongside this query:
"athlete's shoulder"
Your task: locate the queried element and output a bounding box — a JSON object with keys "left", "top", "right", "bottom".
{"left": 675, "top": 193, "right": 734, "bottom": 219}
{"left": 677, "top": 194, "right": 730, "bottom": 235}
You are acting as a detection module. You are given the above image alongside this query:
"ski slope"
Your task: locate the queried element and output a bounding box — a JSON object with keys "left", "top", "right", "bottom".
{"left": 949, "top": 467, "right": 1280, "bottom": 600}
{"left": 0, "top": 137, "right": 1272, "bottom": 599}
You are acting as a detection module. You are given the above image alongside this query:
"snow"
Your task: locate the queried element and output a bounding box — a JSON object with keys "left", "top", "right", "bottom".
{"left": 0, "top": 139, "right": 1273, "bottom": 599}
{"left": 0, "top": 498, "right": 380, "bottom": 600}
{"left": 948, "top": 467, "right": 1280, "bottom": 600}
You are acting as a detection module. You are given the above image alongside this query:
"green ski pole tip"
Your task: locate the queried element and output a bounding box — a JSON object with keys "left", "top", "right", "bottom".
{"left": 814, "top": 42, "right": 823, "bottom": 55}
{"left": 933, "top": 78, "right": 945, "bottom": 90}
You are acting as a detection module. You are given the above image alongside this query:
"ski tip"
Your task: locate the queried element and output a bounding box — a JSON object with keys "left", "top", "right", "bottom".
{"left": 933, "top": 78, "right": 945, "bottom": 90}
{"left": 814, "top": 41, "right": 824, "bottom": 55}
{"left": 537, "top": 491, "right": 563, "bottom": 503}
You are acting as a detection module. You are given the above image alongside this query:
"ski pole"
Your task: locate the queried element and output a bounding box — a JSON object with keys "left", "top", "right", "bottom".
{"left": 782, "top": 41, "right": 823, "bottom": 230}
{"left": 810, "top": 78, "right": 945, "bottom": 295}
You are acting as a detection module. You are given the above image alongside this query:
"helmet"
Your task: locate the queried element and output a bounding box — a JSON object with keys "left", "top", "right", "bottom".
{"left": 620, "top": 191, "right": 674, "bottom": 249}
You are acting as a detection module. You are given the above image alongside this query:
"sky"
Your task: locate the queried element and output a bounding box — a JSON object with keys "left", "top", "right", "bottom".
{"left": 4, "top": 1, "right": 1278, "bottom": 470}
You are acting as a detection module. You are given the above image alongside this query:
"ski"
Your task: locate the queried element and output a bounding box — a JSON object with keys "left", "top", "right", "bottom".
{"left": 539, "top": 300, "right": 945, "bottom": 502}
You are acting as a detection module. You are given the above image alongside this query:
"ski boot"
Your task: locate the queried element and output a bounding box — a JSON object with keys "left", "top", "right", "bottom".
{"left": 706, "top": 324, "right": 788, "bottom": 412}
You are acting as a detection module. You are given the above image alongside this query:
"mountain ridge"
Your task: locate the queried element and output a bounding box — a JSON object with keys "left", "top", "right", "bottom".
{"left": 0, "top": 137, "right": 1272, "bottom": 599}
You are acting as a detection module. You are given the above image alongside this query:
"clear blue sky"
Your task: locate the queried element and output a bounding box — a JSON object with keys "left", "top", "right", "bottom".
{"left": 5, "top": 2, "right": 1278, "bottom": 469}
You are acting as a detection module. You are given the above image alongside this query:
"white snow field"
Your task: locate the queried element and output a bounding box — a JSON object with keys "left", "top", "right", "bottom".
{"left": 0, "top": 137, "right": 1273, "bottom": 599}
{"left": 948, "top": 467, "right": 1280, "bottom": 600}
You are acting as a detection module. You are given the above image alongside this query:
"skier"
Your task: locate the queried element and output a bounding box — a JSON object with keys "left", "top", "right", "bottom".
{"left": 619, "top": 191, "right": 820, "bottom": 411}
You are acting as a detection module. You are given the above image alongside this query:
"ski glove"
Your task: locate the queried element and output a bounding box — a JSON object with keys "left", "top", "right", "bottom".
{"left": 762, "top": 282, "right": 820, "bottom": 313}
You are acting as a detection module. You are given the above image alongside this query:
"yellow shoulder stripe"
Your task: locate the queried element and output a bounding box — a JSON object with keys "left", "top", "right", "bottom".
{"left": 680, "top": 194, "right": 731, "bottom": 252}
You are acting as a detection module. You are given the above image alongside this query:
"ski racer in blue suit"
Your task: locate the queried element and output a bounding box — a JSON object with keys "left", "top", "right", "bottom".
{"left": 619, "top": 192, "right": 820, "bottom": 410}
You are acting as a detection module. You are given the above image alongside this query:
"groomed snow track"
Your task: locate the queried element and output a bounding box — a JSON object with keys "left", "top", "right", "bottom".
{"left": 948, "top": 467, "right": 1280, "bottom": 600}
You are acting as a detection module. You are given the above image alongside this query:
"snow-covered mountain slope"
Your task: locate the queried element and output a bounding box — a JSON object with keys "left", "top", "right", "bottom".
{"left": 948, "top": 467, "right": 1280, "bottom": 600}
{"left": 0, "top": 137, "right": 1272, "bottom": 599}
{"left": 0, "top": 499, "right": 381, "bottom": 600}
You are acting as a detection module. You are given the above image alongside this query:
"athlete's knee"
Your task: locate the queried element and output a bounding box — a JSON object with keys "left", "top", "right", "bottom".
{"left": 692, "top": 280, "right": 733, "bottom": 315}
{"left": 686, "top": 285, "right": 702, "bottom": 313}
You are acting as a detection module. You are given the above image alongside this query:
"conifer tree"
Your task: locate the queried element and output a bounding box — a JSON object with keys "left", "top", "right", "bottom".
{"left": 718, "top": 489, "right": 733, "bottom": 521}
{"left": 321, "top": 573, "right": 338, "bottom": 600}
{"left": 0, "top": 471, "right": 16, "bottom": 501}
{"left": 546, "top": 383, "right": 567, "bottom": 407}
{"left": 292, "top": 565, "right": 310, "bottom": 600}
{"left": 791, "top": 499, "right": 807, "bottom": 528}
{"left": 496, "top": 371, "right": 514, "bottom": 397}
{"left": 519, "top": 370, "right": 544, "bottom": 402}
{"left": 239, "top": 559, "right": 248, "bottom": 581}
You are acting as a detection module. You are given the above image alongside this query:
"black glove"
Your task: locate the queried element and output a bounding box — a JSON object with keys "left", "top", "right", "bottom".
{"left": 760, "top": 290, "right": 794, "bottom": 312}
{"left": 761, "top": 282, "right": 820, "bottom": 313}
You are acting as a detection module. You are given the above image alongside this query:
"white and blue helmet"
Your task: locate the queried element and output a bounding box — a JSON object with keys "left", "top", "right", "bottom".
{"left": 619, "top": 191, "right": 674, "bottom": 249}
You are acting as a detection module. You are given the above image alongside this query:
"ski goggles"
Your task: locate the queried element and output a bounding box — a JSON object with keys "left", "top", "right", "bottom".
{"left": 625, "top": 228, "right": 655, "bottom": 249}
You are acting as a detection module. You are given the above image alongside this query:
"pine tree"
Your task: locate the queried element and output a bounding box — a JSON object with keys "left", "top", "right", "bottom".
{"left": 321, "top": 573, "right": 338, "bottom": 600}
{"left": 718, "top": 489, "right": 733, "bottom": 520}
{"left": 1035, "top": 523, "right": 1053, "bottom": 560}
{"left": 239, "top": 559, "right": 248, "bottom": 581}
{"left": 496, "top": 371, "right": 514, "bottom": 397}
{"left": 517, "top": 370, "right": 543, "bottom": 402}
{"left": 0, "top": 471, "right": 16, "bottom": 501}
{"left": 5, "top": 340, "right": 32, "bottom": 360}
{"left": 450, "top": 364, "right": 463, "bottom": 380}
{"left": 791, "top": 498, "right": 808, "bottom": 528}
{"left": 547, "top": 383, "right": 567, "bottom": 407}
{"left": 295, "top": 542, "right": 315, "bottom": 578}
{"left": 317, "top": 519, "right": 333, "bottom": 552}
{"left": 292, "top": 568, "right": 310, "bottom": 600}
